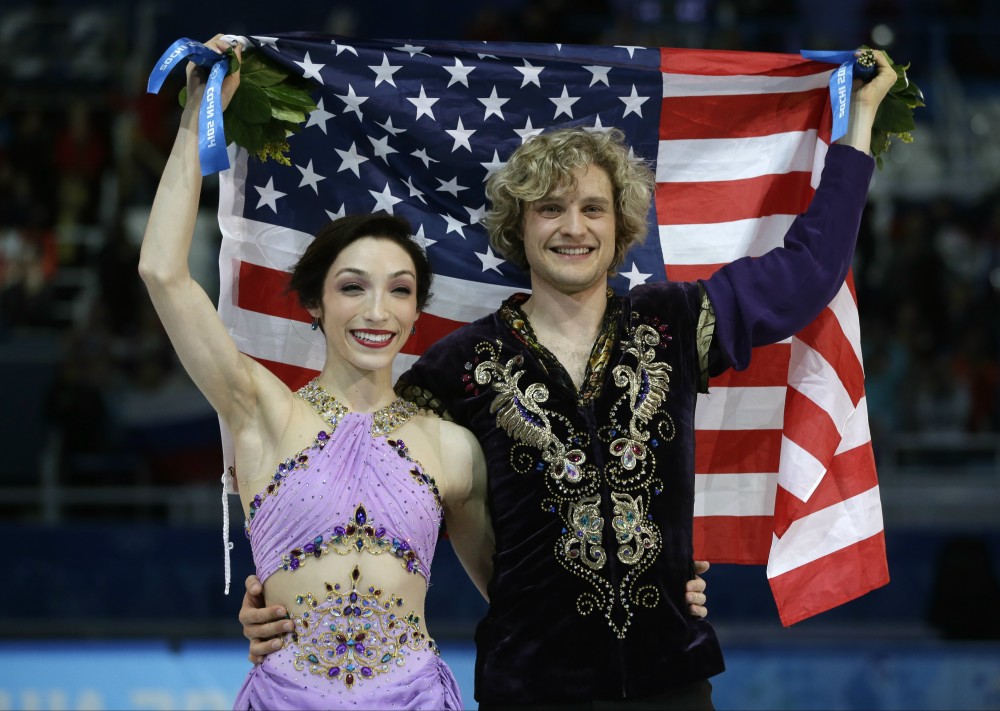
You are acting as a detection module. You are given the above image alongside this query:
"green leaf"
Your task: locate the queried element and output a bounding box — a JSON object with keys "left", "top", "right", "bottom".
{"left": 282, "top": 120, "right": 305, "bottom": 137}
{"left": 239, "top": 51, "right": 287, "bottom": 87}
{"left": 262, "top": 83, "right": 318, "bottom": 110}
{"left": 226, "top": 47, "right": 242, "bottom": 74}
{"left": 228, "top": 83, "right": 272, "bottom": 124}
{"left": 270, "top": 105, "right": 307, "bottom": 123}
{"left": 259, "top": 120, "right": 284, "bottom": 140}
{"left": 218, "top": 45, "right": 323, "bottom": 164}
{"left": 228, "top": 117, "right": 265, "bottom": 152}
{"left": 876, "top": 97, "right": 917, "bottom": 134}
{"left": 891, "top": 72, "right": 911, "bottom": 93}
{"left": 895, "top": 83, "right": 925, "bottom": 107}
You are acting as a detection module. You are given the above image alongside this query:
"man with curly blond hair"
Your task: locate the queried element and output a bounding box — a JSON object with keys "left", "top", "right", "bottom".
{"left": 484, "top": 127, "right": 654, "bottom": 275}
{"left": 242, "top": 51, "right": 896, "bottom": 708}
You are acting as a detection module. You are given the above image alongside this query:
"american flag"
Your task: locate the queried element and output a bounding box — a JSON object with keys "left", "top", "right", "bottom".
{"left": 215, "top": 33, "right": 888, "bottom": 626}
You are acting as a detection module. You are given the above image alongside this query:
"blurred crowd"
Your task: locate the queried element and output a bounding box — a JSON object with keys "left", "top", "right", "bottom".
{"left": 1, "top": 0, "right": 998, "bottom": 502}
{"left": 857, "top": 193, "right": 1000, "bottom": 444}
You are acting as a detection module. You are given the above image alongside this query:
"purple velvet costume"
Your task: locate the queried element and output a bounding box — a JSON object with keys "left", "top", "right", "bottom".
{"left": 397, "top": 145, "right": 875, "bottom": 705}
{"left": 233, "top": 384, "right": 462, "bottom": 710}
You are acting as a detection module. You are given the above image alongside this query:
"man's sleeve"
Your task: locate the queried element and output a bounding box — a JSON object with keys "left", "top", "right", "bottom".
{"left": 702, "top": 143, "right": 875, "bottom": 373}
{"left": 395, "top": 343, "right": 459, "bottom": 422}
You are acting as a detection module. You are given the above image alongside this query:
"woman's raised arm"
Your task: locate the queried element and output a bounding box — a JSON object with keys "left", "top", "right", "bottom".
{"left": 139, "top": 36, "right": 275, "bottom": 434}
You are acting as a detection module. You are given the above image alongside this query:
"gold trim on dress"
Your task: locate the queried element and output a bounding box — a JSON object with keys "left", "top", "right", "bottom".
{"left": 297, "top": 379, "right": 419, "bottom": 436}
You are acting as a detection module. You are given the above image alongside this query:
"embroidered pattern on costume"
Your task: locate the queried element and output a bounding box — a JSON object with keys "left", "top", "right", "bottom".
{"left": 297, "top": 379, "right": 419, "bottom": 436}
{"left": 387, "top": 438, "right": 443, "bottom": 509}
{"left": 297, "top": 378, "right": 442, "bottom": 512}
{"left": 611, "top": 491, "right": 659, "bottom": 565}
{"left": 244, "top": 431, "right": 332, "bottom": 537}
{"left": 568, "top": 318, "right": 670, "bottom": 636}
{"left": 562, "top": 496, "right": 607, "bottom": 570}
{"left": 480, "top": 300, "right": 678, "bottom": 639}
{"left": 291, "top": 565, "right": 435, "bottom": 689}
{"left": 474, "top": 342, "right": 593, "bottom": 488}
{"left": 501, "top": 292, "right": 621, "bottom": 401}
{"left": 555, "top": 487, "right": 663, "bottom": 638}
{"left": 605, "top": 323, "right": 674, "bottom": 487}
{"left": 281, "top": 504, "right": 426, "bottom": 576}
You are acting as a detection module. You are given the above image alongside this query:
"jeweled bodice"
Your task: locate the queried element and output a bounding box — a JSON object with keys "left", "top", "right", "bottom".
{"left": 245, "top": 382, "right": 441, "bottom": 584}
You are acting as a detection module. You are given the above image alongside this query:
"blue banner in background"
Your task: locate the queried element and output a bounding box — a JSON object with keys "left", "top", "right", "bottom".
{"left": 1, "top": 640, "right": 998, "bottom": 710}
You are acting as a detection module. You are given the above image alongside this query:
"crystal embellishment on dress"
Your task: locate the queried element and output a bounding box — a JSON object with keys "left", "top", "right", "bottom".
{"left": 281, "top": 504, "right": 426, "bottom": 575}
{"left": 297, "top": 379, "right": 418, "bottom": 436}
{"left": 291, "top": 565, "right": 436, "bottom": 688}
{"left": 244, "top": 431, "right": 332, "bottom": 538}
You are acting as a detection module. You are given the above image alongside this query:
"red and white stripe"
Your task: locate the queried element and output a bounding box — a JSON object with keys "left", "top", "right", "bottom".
{"left": 659, "top": 48, "right": 887, "bottom": 625}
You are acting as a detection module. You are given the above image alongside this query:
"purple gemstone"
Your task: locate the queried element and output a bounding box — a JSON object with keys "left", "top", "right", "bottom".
{"left": 289, "top": 558, "right": 300, "bottom": 570}
{"left": 375, "top": 527, "right": 386, "bottom": 538}
{"left": 344, "top": 605, "right": 353, "bottom": 616}
{"left": 355, "top": 506, "right": 367, "bottom": 525}
{"left": 398, "top": 541, "right": 411, "bottom": 551}
{"left": 353, "top": 606, "right": 362, "bottom": 616}
{"left": 350, "top": 592, "right": 358, "bottom": 603}
{"left": 355, "top": 642, "right": 365, "bottom": 654}
{"left": 406, "top": 559, "right": 415, "bottom": 572}
{"left": 399, "top": 634, "right": 407, "bottom": 644}
{"left": 336, "top": 644, "right": 348, "bottom": 655}
{"left": 317, "top": 431, "right": 329, "bottom": 440}
{"left": 304, "top": 543, "right": 315, "bottom": 553}
{"left": 361, "top": 667, "right": 373, "bottom": 677}
{"left": 334, "top": 526, "right": 346, "bottom": 537}
{"left": 253, "top": 495, "right": 261, "bottom": 507}
{"left": 328, "top": 667, "right": 340, "bottom": 677}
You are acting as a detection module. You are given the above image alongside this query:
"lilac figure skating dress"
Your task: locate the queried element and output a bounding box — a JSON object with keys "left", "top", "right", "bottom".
{"left": 233, "top": 381, "right": 462, "bottom": 710}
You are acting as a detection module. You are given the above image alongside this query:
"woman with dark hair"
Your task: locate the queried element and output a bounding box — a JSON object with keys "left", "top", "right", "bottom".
{"left": 139, "top": 36, "right": 491, "bottom": 710}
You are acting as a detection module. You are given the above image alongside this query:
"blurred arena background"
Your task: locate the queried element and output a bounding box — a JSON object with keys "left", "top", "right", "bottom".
{"left": 1, "top": 0, "right": 999, "bottom": 709}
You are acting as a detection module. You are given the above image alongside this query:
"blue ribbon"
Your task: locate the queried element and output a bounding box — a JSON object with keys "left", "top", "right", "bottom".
{"left": 800, "top": 49, "right": 874, "bottom": 143}
{"left": 147, "top": 38, "right": 231, "bottom": 175}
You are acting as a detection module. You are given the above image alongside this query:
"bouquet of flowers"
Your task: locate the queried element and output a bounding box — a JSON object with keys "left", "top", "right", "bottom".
{"left": 179, "top": 46, "right": 317, "bottom": 166}
{"left": 857, "top": 47, "right": 926, "bottom": 168}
